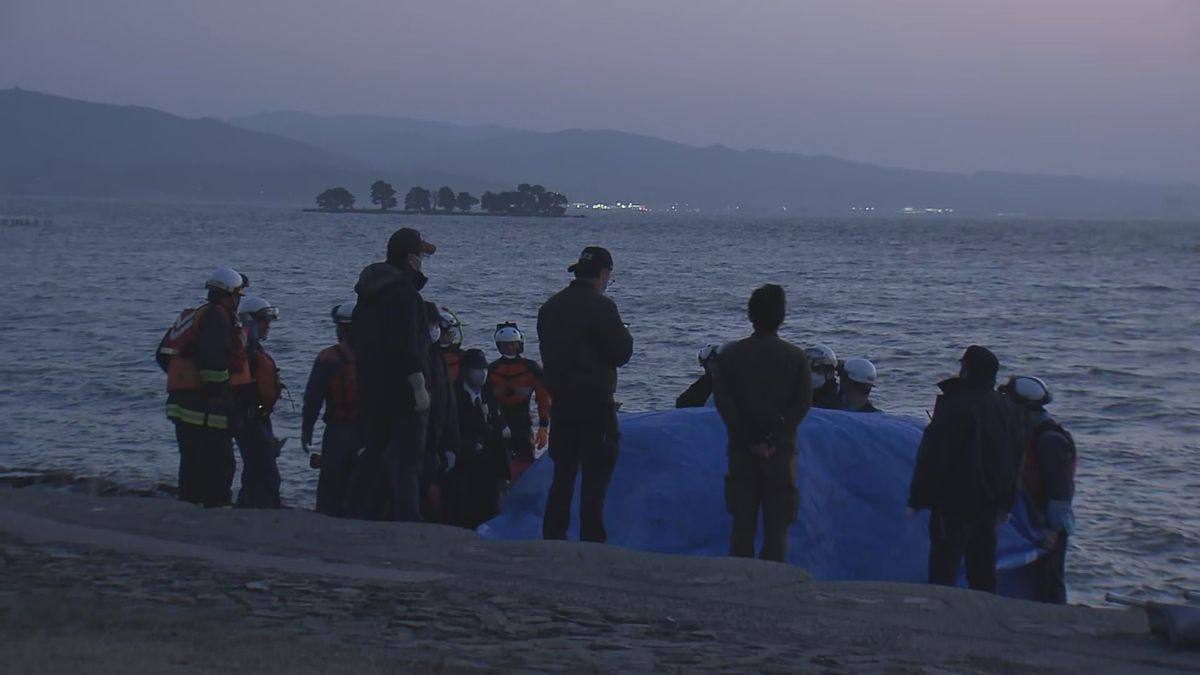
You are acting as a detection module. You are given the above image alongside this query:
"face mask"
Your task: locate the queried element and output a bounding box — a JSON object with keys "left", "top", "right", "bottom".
{"left": 429, "top": 325, "right": 441, "bottom": 343}
{"left": 811, "top": 372, "right": 828, "bottom": 390}
{"left": 465, "top": 369, "right": 487, "bottom": 389}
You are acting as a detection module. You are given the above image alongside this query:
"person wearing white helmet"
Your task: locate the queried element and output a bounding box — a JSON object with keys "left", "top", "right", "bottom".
{"left": 676, "top": 343, "right": 723, "bottom": 408}
{"left": 805, "top": 344, "right": 842, "bottom": 409}
{"left": 840, "top": 358, "right": 881, "bottom": 413}
{"left": 435, "top": 305, "right": 465, "bottom": 382}
{"left": 302, "top": 302, "right": 365, "bottom": 517}
{"left": 1001, "top": 375, "right": 1077, "bottom": 605}
{"left": 488, "top": 321, "right": 552, "bottom": 482}
{"left": 421, "top": 301, "right": 461, "bottom": 522}
{"left": 157, "top": 267, "right": 250, "bottom": 507}
{"left": 233, "top": 296, "right": 284, "bottom": 509}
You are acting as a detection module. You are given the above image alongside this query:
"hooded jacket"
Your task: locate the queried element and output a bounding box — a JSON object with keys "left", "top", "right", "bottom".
{"left": 908, "top": 377, "right": 1027, "bottom": 518}
{"left": 350, "top": 261, "right": 430, "bottom": 419}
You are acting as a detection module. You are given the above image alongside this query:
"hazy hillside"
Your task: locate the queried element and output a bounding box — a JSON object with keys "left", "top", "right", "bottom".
{"left": 0, "top": 89, "right": 488, "bottom": 202}
{"left": 232, "top": 111, "right": 1199, "bottom": 217}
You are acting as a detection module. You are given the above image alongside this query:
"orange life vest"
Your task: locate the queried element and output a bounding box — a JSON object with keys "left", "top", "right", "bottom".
{"left": 1022, "top": 420, "right": 1077, "bottom": 507}
{"left": 487, "top": 357, "right": 551, "bottom": 421}
{"left": 442, "top": 348, "right": 461, "bottom": 383}
{"left": 159, "top": 303, "right": 248, "bottom": 392}
{"left": 322, "top": 343, "right": 359, "bottom": 423}
{"left": 251, "top": 348, "right": 283, "bottom": 413}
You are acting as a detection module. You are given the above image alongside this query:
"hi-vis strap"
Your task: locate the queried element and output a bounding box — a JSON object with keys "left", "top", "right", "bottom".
{"left": 166, "top": 403, "right": 229, "bottom": 430}
{"left": 199, "top": 368, "right": 230, "bottom": 383}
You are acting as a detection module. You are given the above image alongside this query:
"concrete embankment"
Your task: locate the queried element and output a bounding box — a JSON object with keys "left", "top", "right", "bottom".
{"left": 0, "top": 486, "right": 1194, "bottom": 674}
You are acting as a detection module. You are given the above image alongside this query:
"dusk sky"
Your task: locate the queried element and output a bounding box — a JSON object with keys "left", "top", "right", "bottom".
{"left": 3, "top": 0, "right": 1197, "bottom": 183}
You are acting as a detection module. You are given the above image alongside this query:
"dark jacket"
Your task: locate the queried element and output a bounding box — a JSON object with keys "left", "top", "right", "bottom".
{"left": 454, "top": 381, "right": 508, "bottom": 478}
{"left": 908, "top": 378, "right": 1027, "bottom": 517}
{"left": 427, "top": 342, "right": 460, "bottom": 475}
{"left": 713, "top": 332, "right": 812, "bottom": 454}
{"left": 350, "top": 261, "right": 430, "bottom": 419}
{"left": 676, "top": 373, "right": 713, "bottom": 408}
{"left": 536, "top": 280, "right": 633, "bottom": 415}
{"left": 812, "top": 381, "right": 842, "bottom": 409}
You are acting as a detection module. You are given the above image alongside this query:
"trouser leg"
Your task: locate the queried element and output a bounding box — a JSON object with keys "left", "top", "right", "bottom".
{"left": 235, "top": 417, "right": 281, "bottom": 509}
{"left": 543, "top": 423, "right": 581, "bottom": 540}
{"left": 346, "top": 418, "right": 389, "bottom": 520}
{"left": 928, "top": 511, "right": 970, "bottom": 586}
{"left": 578, "top": 414, "right": 619, "bottom": 544}
{"left": 385, "top": 412, "right": 428, "bottom": 522}
{"left": 316, "top": 423, "right": 363, "bottom": 517}
{"left": 759, "top": 452, "right": 798, "bottom": 563}
{"left": 725, "top": 451, "right": 761, "bottom": 559}
{"left": 176, "top": 422, "right": 234, "bottom": 508}
{"left": 1035, "top": 534, "right": 1068, "bottom": 604}
{"left": 964, "top": 515, "right": 998, "bottom": 593}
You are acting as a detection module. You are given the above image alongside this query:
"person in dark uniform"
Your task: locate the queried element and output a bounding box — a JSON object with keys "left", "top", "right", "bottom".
{"left": 443, "top": 349, "right": 508, "bottom": 529}
{"left": 537, "top": 246, "right": 633, "bottom": 543}
{"left": 806, "top": 344, "right": 842, "bottom": 409}
{"left": 676, "top": 343, "right": 721, "bottom": 408}
{"left": 159, "top": 267, "right": 249, "bottom": 508}
{"left": 234, "top": 297, "right": 283, "bottom": 509}
{"left": 1002, "top": 375, "right": 1076, "bottom": 604}
{"left": 488, "top": 322, "right": 551, "bottom": 482}
{"left": 423, "top": 301, "right": 461, "bottom": 522}
{"left": 713, "top": 284, "right": 812, "bottom": 562}
{"left": 302, "top": 302, "right": 364, "bottom": 517}
{"left": 908, "top": 345, "right": 1026, "bottom": 593}
{"left": 840, "top": 357, "right": 881, "bottom": 413}
{"left": 348, "top": 227, "right": 436, "bottom": 522}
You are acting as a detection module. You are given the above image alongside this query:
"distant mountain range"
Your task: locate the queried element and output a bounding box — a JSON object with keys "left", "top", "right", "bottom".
{"left": 3, "top": 88, "right": 1196, "bottom": 217}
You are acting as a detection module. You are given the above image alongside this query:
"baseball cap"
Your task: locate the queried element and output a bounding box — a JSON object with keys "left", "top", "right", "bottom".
{"left": 387, "top": 227, "right": 436, "bottom": 260}
{"left": 567, "top": 246, "right": 614, "bottom": 274}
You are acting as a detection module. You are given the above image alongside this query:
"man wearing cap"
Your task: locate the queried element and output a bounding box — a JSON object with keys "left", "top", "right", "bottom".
{"left": 348, "top": 227, "right": 437, "bottom": 521}
{"left": 536, "top": 246, "right": 633, "bottom": 542}
{"left": 907, "top": 345, "right": 1027, "bottom": 593}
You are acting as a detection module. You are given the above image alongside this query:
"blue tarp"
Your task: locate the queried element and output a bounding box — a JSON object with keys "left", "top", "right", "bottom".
{"left": 480, "top": 407, "right": 1043, "bottom": 597}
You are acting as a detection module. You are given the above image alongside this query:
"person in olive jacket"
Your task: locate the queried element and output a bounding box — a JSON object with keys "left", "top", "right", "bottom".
{"left": 536, "top": 246, "right": 633, "bottom": 543}
{"left": 712, "top": 284, "right": 812, "bottom": 562}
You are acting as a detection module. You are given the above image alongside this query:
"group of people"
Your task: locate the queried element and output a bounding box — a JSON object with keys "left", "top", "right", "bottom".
{"left": 159, "top": 226, "right": 1075, "bottom": 605}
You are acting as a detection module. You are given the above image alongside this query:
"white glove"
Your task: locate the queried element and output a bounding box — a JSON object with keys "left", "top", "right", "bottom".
{"left": 502, "top": 426, "right": 512, "bottom": 440}
{"left": 408, "top": 372, "right": 431, "bottom": 412}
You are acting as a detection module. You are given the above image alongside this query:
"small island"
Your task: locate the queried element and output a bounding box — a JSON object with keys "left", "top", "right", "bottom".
{"left": 304, "top": 181, "right": 584, "bottom": 218}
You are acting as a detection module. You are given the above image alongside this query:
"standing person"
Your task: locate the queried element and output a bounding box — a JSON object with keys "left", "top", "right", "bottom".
{"left": 443, "top": 349, "right": 508, "bottom": 529}
{"left": 158, "top": 267, "right": 249, "bottom": 508}
{"left": 423, "top": 301, "right": 461, "bottom": 522}
{"left": 676, "top": 343, "right": 721, "bottom": 408}
{"left": 1001, "top": 375, "right": 1076, "bottom": 604}
{"left": 537, "top": 246, "right": 633, "bottom": 542}
{"left": 348, "top": 227, "right": 436, "bottom": 522}
{"left": 436, "top": 306, "right": 464, "bottom": 383}
{"left": 907, "top": 345, "right": 1026, "bottom": 593}
{"left": 806, "top": 344, "right": 842, "bottom": 409}
{"left": 302, "top": 302, "right": 364, "bottom": 518}
{"left": 488, "top": 322, "right": 551, "bottom": 482}
{"left": 840, "top": 358, "right": 882, "bottom": 413}
{"left": 234, "top": 297, "right": 283, "bottom": 509}
{"left": 713, "top": 284, "right": 812, "bottom": 562}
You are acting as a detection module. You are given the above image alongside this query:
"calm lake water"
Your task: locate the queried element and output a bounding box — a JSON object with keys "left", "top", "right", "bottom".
{"left": 1, "top": 198, "right": 1197, "bottom": 604}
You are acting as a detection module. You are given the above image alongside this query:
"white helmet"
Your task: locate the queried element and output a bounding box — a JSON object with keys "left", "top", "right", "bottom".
{"left": 205, "top": 267, "right": 247, "bottom": 295}
{"left": 331, "top": 301, "right": 355, "bottom": 324}
{"left": 843, "top": 358, "right": 877, "bottom": 386}
{"left": 494, "top": 322, "right": 523, "bottom": 344}
{"left": 239, "top": 296, "right": 280, "bottom": 322}
{"left": 439, "top": 306, "right": 463, "bottom": 347}
{"left": 698, "top": 343, "right": 721, "bottom": 366}
{"left": 805, "top": 344, "right": 838, "bottom": 369}
{"left": 1002, "top": 375, "right": 1052, "bottom": 409}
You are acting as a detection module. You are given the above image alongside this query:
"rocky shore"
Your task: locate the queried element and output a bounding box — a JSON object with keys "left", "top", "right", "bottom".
{"left": 1, "top": 484, "right": 1194, "bottom": 674}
